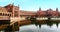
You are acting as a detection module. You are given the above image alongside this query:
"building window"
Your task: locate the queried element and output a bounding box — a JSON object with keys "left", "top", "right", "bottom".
{"left": 5, "top": 14, "right": 7, "bottom": 16}
{"left": 2, "top": 13, "right": 4, "bottom": 16}
{"left": 8, "top": 9, "right": 12, "bottom": 12}
{"left": 7, "top": 14, "right": 11, "bottom": 16}
{"left": 14, "top": 14, "right": 18, "bottom": 17}
{"left": 0, "top": 13, "right": 2, "bottom": 15}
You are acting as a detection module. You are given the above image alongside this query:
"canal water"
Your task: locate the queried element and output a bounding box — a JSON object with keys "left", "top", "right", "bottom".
{"left": 20, "top": 20, "right": 60, "bottom": 32}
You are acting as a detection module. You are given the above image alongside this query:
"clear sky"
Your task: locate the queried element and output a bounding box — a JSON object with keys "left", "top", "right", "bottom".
{"left": 0, "top": 0, "right": 60, "bottom": 12}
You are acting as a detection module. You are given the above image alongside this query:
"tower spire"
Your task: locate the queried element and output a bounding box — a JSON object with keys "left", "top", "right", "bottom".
{"left": 56, "top": 8, "right": 58, "bottom": 11}
{"left": 18, "top": 4, "right": 20, "bottom": 17}
{"left": 12, "top": 3, "right": 14, "bottom": 5}
{"left": 18, "top": 4, "right": 19, "bottom": 8}
{"left": 12, "top": 3, "right": 14, "bottom": 17}
{"left": 39, "top": 8, "right": 41, "bottom": 11}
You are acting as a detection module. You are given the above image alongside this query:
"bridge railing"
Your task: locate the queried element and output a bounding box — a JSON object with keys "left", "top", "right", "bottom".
{"left": 0, "top": 16, "right": 10, "bottom": 20}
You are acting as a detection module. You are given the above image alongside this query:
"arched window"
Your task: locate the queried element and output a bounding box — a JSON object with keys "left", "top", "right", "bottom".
{"left": 0, "top": 13, "right": 2, "bottom": 15}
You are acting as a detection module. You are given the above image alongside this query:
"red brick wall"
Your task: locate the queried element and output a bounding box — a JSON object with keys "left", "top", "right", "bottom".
{"left": 37, "top": 10, "right": 59, "bottom": 17}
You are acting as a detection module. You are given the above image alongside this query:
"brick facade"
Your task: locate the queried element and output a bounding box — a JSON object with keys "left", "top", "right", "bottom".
{"left": 0, "top": 4, "right": 60, "bottom": 18}
{"left": 5, "top": 4, "right": 20, "bottom": 17}
{"left": 37, "top": 8, "right": 59, "bottom": 17}
{"left": 4, "top": 4, "right": 36, "bottom": 17}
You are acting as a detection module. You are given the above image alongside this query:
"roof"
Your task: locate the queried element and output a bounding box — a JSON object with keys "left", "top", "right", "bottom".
{"left": 20, "top": 10, "right": 36, "bottom": 15}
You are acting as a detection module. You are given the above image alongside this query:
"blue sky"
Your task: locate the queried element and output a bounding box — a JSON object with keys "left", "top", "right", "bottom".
{"left": 0, "top": 0, "right": 60, "bottom": 12}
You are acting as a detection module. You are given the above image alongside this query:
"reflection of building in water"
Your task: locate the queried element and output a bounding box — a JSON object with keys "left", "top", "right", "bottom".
{"left": 56, "top": 22, "right": 59, "bottom": 28}
{"left": 39, "top": 24, "right": 41, "bottom": 28}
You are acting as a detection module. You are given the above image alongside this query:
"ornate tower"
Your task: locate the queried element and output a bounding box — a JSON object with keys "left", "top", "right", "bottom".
{"left": 56, "top": 8, "right": 58, "bottom": 11}
{"left": 39, "top": 8, "right": 41, "bottom": 11}
{"left": 18, "top": 4, "right": 20, "bottom": 17}
{"left": 12, "top": 3, "right": 14, "bottom": 17}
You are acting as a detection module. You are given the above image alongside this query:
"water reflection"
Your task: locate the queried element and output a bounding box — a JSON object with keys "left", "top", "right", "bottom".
{"left": 32, "top": 20, "right": 59, "bottom": 28}
{"left": 20, "top": 20, "right": 60, "bottom": 32}
{"left": 56, "top": 22, "right": 59, "bottom": 28}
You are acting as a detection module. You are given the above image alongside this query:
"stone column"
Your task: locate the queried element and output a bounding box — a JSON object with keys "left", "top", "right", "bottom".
{"left": 12, "top": 5, "right": 14, "bottom": 17}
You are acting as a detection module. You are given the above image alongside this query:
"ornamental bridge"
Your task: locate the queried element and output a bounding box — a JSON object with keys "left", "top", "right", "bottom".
{"left": 0, "top": 15, "right": 35, "bottom": 32}
{"left": 0, "top": 11, "right": 36, "bottom": 32}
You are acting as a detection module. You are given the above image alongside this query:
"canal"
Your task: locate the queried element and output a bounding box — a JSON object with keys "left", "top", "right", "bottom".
{"left": 20, "top": 20, "right": 60, "bottom": 32}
